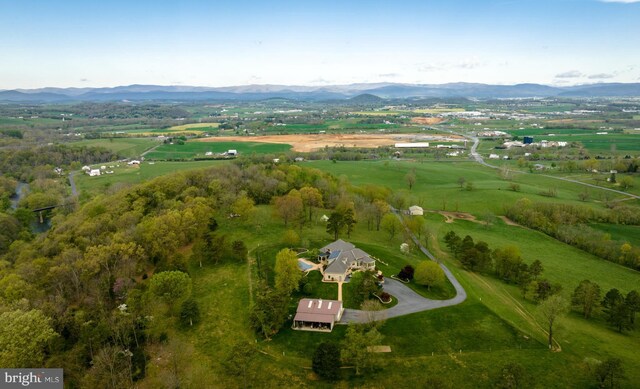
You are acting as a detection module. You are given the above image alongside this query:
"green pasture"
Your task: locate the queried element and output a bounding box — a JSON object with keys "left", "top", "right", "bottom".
{"left": 428, "top": 216, "right": 640, "bottom": 385}
{"left": 263, "top": 119, "right": 400, "bottom": 134}
{"left": 521, "top": 104, "right": 577, "bottom": 113}
{"left": 309, "top": 160, "right": 632, "bottom": 214}
{"left": 178, "top": 200, "right": 640, "bottom": 387}
{"left": 144, "top": 141, "right": 291, "bottom": 160}
{"left": 74, "top": 160, "right": 227, "bottom": 195}
{"left": 590, "top": 223, "right": 640, "bottom": 247}
{"left": 506, "top": 128, "right": 602, "bottom": 136}
{"left": 67, "top": 138, "right": 158, "bottom": 157}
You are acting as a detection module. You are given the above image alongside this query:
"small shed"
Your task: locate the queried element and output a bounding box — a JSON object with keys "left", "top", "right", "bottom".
{"left": 320, "top": 214, "right": 329, "bottom": 222}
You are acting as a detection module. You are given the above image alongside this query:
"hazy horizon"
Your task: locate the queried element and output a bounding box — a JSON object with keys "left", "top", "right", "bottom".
{"left": 1, "top": 0, "right": 639, "bottom": 89}
{"left": 4, "top": 80, "right": 640, "bottom": 93}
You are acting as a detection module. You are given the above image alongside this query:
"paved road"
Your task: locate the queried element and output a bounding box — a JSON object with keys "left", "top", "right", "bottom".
{"left": 68, "top": 171, "right": 78, "bottom": 197}
{"left": 339, "top": 212, "right": 467, "bottom": 324}
{"left": 465, "top": 133, "right": 640, "bottom": 200}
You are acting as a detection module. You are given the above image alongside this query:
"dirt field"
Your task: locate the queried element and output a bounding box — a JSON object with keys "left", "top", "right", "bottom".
{"left": 410, "top": 117, "right": 445, "bottom": 125}
{"left": 197, "top": 133, "right": 463, "bottom": 152}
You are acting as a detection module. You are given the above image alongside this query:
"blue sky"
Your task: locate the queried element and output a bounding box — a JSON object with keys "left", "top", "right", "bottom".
{"left": 1, "top": 0, "right": 639, "bottom": 88}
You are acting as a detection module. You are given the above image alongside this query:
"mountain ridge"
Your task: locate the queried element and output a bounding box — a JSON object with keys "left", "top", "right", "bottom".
{"left": 2, "top": 82, "right": 640, "bottom": 102}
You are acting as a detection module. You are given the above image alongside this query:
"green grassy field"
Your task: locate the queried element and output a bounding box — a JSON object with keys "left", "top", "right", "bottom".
{"left": 308, "top": 160, "right": 632, "bottom": 214}
{"left": 67, "top": 138, "right": 159, "bottom": 157}
{"left": 590, "top": 223, "right": 640, "bottom": 246}
{"left": 506, "top": 128, "right": 603, "bottom": 136}
{"left": 74, "top": 160, "right": 227, "bottom": 195}
{"left": 178, "top": 201, "right": 640, "bottom": 387}
{"left": 144, "top": 141, "right": 291, "bottom": 160}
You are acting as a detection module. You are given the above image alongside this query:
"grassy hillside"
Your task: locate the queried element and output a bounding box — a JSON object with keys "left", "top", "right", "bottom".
{"left": 68, "top": 138, "right": 158, "bottom": 158}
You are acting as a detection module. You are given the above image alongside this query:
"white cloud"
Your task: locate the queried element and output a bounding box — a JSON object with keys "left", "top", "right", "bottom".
{"left": 378, "top": 73, "right": 400, "bottom": 78}
{"left": 555, "top": 70, "right": 583, "bottom": 78}
{"left": 588, "top": 73, "right": 615, "bottom": 79}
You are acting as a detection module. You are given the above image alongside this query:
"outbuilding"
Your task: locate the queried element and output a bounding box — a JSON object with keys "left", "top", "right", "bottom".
{"left": 292, "top": 298, "right": 344, "bottom": 332}
{"left": 408, "top": 205, "right": 424, "bottom": 216}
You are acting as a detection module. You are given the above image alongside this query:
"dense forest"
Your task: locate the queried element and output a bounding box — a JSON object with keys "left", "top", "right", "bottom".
{"left": 0, "top": 162, "right": 350, "bottom": 387}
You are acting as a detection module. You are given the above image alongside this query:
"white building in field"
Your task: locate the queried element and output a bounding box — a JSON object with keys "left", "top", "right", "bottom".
{"left": 89, "top": 169, "right": 101, "bottom": 177}
{"left": 408, "top": 205, "right": 424, "bottom": 216}
{"left": 395, "top": 142, "right": 430, "bottom": 148}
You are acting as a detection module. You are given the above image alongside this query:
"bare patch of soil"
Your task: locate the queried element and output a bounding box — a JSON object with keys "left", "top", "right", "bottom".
{"left": 410, "top": 117, "right": 445, "bottom": 125}
{"left": 197, "top": 133, "right": 463, "bottom": 152}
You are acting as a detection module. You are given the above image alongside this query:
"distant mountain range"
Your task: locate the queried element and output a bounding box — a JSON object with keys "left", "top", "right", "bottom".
{"left": 1, "top": 82, "right": 639, "bottom": 102}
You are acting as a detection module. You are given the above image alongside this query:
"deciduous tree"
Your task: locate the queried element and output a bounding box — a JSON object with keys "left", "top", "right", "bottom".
{"left": 341, "top": 324, "right": 383, "bottom": 376}
{"left": 380, "top": 213, "right": 401, "bottom": 240}
{"left": 414, "top": 261, "right": 445, "bottom": 290}
{"left": 149, "top": 271, "right": 192, "bottom": 308}
{"left": 274, "top": 190, "right": 303, "bottom": 227}
{"left": 405, "top": 170, "right": 416, "bottom": 190}
{"left": 571, "top": 280, "right": 601, "bottom": 319}
{"left": 300, "top": 186, "right": 323, "bottom": 222}
{"left": 274, "top": 248, "right": 302, "bottom": 295}
{"left": 0, "top": 309, "right": 57, "bottom": 367}
{"left": 539, "top": 295, "right": 568, "bottom": 350}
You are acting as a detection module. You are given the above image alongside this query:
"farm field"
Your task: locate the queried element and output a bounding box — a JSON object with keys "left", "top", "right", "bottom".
{"left": 505, "top": 127, "right": 608, "bottom": 136}
{"left": 74, "top": 160, "right": 227, "bottom": 195}
{"left": 67, "top": 138, "right": 159, "bottom": 158}
{"left": 198, "top": 133, "right": 463, "bottom": 152}
{"left": 167, "top": 122, "right": 220, "bottom": 131}
{"left": 308, "top": 160, "right": 632, "bottom": 214}
{"left": 144, "top": 141, "right": 291, "bottom": 160}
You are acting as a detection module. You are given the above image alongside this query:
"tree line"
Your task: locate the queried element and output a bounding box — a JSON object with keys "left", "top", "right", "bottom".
{"left": 505, "top": 198, "right": 640, "bottom": 270}
{"left": 444, "top": 231, "right": 561, "bottom": 303}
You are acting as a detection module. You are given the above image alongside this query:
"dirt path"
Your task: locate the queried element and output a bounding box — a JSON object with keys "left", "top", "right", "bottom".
{"left": 467, "top": 271, "right": 561, "bottom": 350}
{"left": 431, "top": 210, "right": 482, "bottom": 224}
{"left": 499, "top": 216, "right": 521, "bottom": 226}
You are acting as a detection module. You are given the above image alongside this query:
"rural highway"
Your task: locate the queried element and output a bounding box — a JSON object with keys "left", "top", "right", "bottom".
{"left": 339, "top": 211, "right": 467, "bottom": 324}
{"left": 466, "top": 133, "right": 640, "bottom": 200}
